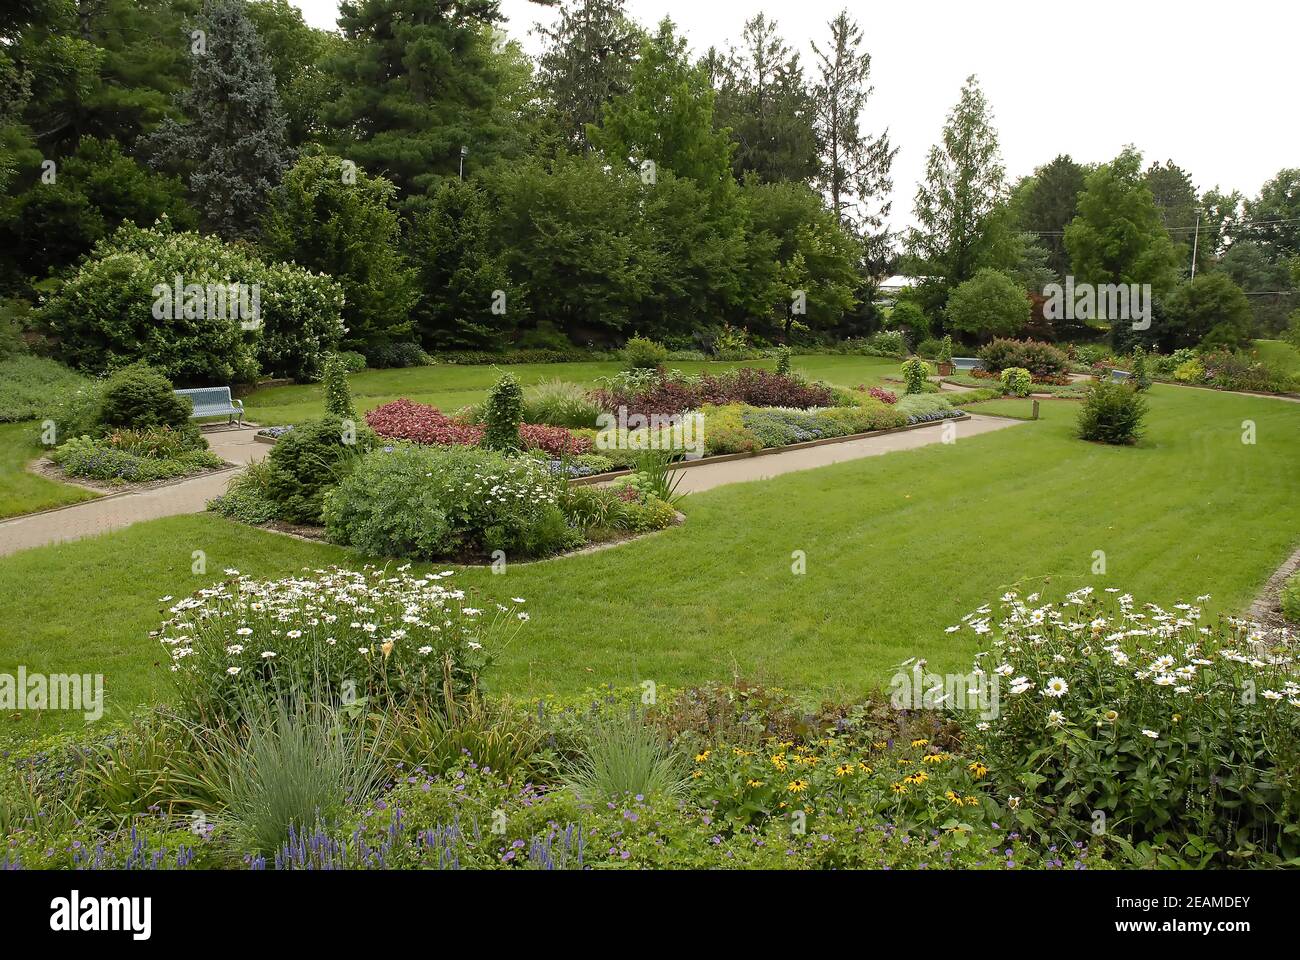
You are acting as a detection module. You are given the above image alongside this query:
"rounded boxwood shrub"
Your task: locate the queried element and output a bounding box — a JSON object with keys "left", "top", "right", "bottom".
{"left": 1076, "top": 379, "right": 1147, "bottom": 445}
{"left": 623, "top": 335, "right": 669, "bottom": 371}
{"left": 98, "top": 363, "right": 194, "bottom": 432}
{"left": 1000, "top": 366, "right": 1033, "bottom": 397}
{"left": 266, "top": 416, "right": 376, "bottom": 524}
{"left": 323, "top": 444, "right": 575, "bottom": 560}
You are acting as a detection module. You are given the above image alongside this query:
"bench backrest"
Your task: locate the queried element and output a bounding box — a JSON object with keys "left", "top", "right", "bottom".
{"left": 1110, "top": 369, "right": 1131, "bottom": 381}
{"left": 175, "top": 386, "right": 235, "bottom": 415}
{"left": 952, "top": 357, "right": 984, "bottom": 371}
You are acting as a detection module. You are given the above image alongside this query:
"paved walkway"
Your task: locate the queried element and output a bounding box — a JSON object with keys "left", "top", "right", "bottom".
{"left": 0, "top": 427, "right": 269, "bottom": 558}
{"left": 0, "top": 415, "right": 1028, "bottom": 556}
{"left": 667, "top": 414, "right": 1024, "bottom": 495}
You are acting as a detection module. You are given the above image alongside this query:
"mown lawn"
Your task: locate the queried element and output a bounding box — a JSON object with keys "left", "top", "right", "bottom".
{"left": 240, "top": 354, "right": 902, "bottom": 426}
{"left": 0, "top": 422, "right": 98, "bottom": 519}
{"left": 1, "top": 384, "right": 1297, "bottom": 739}
{"left": 1250, "top": 338, "right": 1300, "bottom": 375}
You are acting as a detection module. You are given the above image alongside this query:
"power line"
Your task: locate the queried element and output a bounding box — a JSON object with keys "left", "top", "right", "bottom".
{"left": 1021, "top": 216, "right": 1300, "bottom": 237}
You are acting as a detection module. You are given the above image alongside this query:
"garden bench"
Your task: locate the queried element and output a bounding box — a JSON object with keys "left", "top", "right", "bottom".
{"left": 1109, "top": 369, "right": 1131, "bottom": 382}
{"left": 951, "top": 357, "right": 984, "bottom": 372}
{"left": 175, "top": 386, "right": 244, "bottom": 426}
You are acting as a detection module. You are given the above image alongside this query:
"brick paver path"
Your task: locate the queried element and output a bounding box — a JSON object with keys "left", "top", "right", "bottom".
{"left": 0, "top": 427, "right": 270, "bottom": 557}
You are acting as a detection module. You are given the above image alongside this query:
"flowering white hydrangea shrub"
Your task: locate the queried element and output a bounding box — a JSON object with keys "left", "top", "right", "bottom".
{"left": 156, "top": 565, "right": 528, "bottom": 720}
{"left": 948, "top": 587, "right": 1300, "bottom": 864}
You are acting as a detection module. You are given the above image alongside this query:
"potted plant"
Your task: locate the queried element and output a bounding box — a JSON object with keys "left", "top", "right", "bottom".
{"left": 936, "top": 335, "right": 955, "bottom": 376}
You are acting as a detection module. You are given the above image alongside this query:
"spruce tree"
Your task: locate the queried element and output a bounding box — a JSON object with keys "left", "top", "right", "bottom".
{"left": 150, "top": 0, "right": 291, "bottom": 239}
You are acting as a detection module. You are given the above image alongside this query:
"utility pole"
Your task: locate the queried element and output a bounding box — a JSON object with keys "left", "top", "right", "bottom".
{"left": 1190, "top": 211, "right": 1200, "bottom": 279}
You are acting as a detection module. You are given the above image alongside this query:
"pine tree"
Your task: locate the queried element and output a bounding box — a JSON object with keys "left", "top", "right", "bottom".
{"left": 535, "top": 0, "right": 640, "bottom": 149}
{"left": 149, "top": 0, "right": 291, "bottom": 239}
{"left": 810, "top": 10, "right": 896, "bottom": 266}
{"left": 324, "top": 0, "right": 514, "bottom": 197}
{"left": 711, "top": 14, "right": 818, "bottom": 184}
{"left": 588, "top": 18, "right": 734, "bottom": 191}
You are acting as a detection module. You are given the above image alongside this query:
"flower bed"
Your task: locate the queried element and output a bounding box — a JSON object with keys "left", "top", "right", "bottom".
{"left": 945, "top": 587, "right": 1300, "bottom": 865}
{"left": 160, "top": 565, "right": 522, "bottom": 722}
{"left": 50, "top": 428, "right": 225, "bottom": 485}
{"left": 364, "top": 398, "right": 592, "bottom": 456}
{"left": 592, "top": 368, "right": 836, "bottom": 419}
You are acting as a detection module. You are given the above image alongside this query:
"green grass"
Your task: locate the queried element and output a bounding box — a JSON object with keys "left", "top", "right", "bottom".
{"left": 241, "top": 354, "right": 901, "bottom": 426}
{"left": 2, "top": 384, "right": 1297, "bottom": 740}
{"left": 0, "top": 422, "right": 98, "bottom": 519}
{"left": 1250, "top": 339, "right": 1300, "bottom": 376}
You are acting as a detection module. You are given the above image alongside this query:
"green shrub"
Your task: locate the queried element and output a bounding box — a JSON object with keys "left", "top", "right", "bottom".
{"left": 774, "top": 345, "right": 792, "bottom": 375}
{"left": 482, "top": 372, "right": 524, "bottom": 451}
{"left": 1282, "top": 573, "right": 1300, "bottom": 624}
{"left": 320, "top": 353, "right": 356, "bottom": 420}
{"left": 938, "top": 335, "right": 954, "bottom": 365}
{"left": 208, "top": 460, "right": 280, "bottom": 525}
{"left": 521, "top": 379, "right": 603, "bottom": 428}
{"left": 199, "top": 685, "right": 386, "bottom": 856}
{"left": 978, "top": 338, "right": 1070, "bottom": 376}
{"left": 335, "top": 350, "right": 367, "bottom": 373}
{"left": 945, "top": 268, "right": 1030, "bottom": 338}
{"left": 1000, "top": 366, "right": 1033, "bottom": 397}
{"left": 39, "top": 221, "right": 343, "bottom": 382}
{"left": 364, "top": 341, "right": 431, "bottom": 368}
{"left": 1076, "top": 379, "right": 1147, "bottom": 445}
{"left": 0, "top": 355, "right": 89, "bottom": 425}
{"left": 914, "top": 337, "right": 943, "bottom": 359}
{"left": 1173, "top": 357, "right": 1205, "bottom": 383}
{"left": 622, "top": 335, "right": 669, "bottom": 371}
{"left": 265, "top": 416, "right": 376, "bottom": 524}
{"left": 900, "top": 356, "right": 932, "bottom": 394}
{"left": 564, "top": 708, "right": 687, "bottom": 802}
{"left": 1131, "top": 345, "right": 1151, "bottom": 391}
{"left": 323, "top": 444, "right": 576, "bottom": 560}
{"left": 98, "top": 363, "right": 193, "bottom": 432}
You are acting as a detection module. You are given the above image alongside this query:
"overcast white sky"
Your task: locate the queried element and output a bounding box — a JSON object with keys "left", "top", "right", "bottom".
{"left": 289, "top": 0, "right": 1297, "bottom": 231}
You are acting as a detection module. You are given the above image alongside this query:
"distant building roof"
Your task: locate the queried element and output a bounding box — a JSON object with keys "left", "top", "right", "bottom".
{"left": 878, "top": 275, "right": 918, "bottom": 292}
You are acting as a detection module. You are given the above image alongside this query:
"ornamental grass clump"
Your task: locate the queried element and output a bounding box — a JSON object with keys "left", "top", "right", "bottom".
{"left": 946, "top": 587, "right": 1300, "bottom": 865}
{"left": 158, "top": 565, "right": 528, "bottom": 724}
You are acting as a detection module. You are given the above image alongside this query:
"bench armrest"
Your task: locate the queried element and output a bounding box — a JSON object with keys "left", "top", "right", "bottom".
{"left": 232, "top": 398, "right": 244, "bottom": 409}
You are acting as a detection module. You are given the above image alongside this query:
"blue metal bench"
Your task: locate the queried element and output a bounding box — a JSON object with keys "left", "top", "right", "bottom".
{"left": 175, "top": 386, "right": 244, "bottom": 426}
{"left": 952, "top": 357, "right": 984, "bottom": 372}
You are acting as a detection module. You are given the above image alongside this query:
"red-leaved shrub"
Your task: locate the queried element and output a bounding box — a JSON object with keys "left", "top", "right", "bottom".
{"left": 593, "top": 368, "right": 834, "bottom": 418}
{"left": 365, "top": 399, "right": 483, "bottom": 445}
{"left": 365, "top": 399, "right": 592, "bottom": 456}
